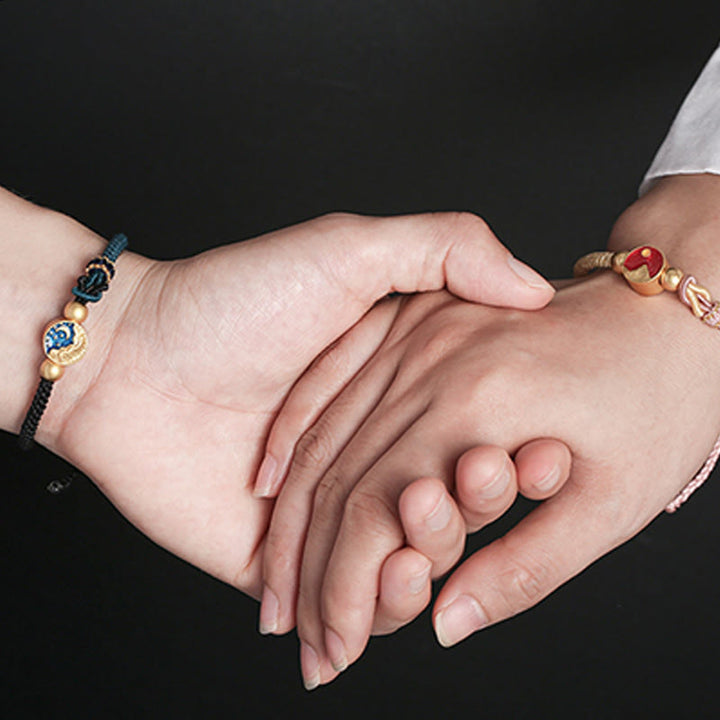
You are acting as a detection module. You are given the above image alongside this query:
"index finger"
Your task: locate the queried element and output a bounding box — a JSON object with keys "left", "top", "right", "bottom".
{"left": 314, "top": 419, "right": 451, "bottom": 676}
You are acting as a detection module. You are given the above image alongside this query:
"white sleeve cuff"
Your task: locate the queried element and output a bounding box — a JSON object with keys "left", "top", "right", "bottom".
{"left": 640, "top": 42, "right": 720, "bottom": 196}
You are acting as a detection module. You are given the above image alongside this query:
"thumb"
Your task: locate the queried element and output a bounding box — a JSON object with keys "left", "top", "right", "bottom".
{"left": 432, "top": 480, "right": 635, "bottom": 648}
{"left": 326, "top": 211, "right": 554, "bottom": 310}
{"left": 221, "top": 211, "right": 553, "bottom": 385}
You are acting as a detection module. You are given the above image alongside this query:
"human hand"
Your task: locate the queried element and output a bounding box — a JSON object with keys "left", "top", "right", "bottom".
{"left": 260, "top": 174, "right": 720, "bottom": 688}
{"left": 16, "top": 197, "right": 554, "bottom": 599}
{"left": 260, "top": 290, "right": 576, "bottom": 686}
{"left": 374, "top": 438, "right": 571, "bottom": 635}
{"left": 258, "top": 293, "right": 572, "bottom": 635}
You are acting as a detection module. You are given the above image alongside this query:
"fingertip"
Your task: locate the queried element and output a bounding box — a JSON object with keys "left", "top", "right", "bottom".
{"left": 456, "top": 446, "right": 515, "bottom": 504}
{"left": 373, "top": 548, "right": 432, "bottom": 636}
{"left": 258, "top": 585, "right": 280, "bottom": 635}
{"left": 433, "top": 593, "right": 489, "bottom": 648}
{"left": 507, "top": 256, "right": 555, "bottom": 297}
{"left": 383, "top": 547, "right": 432, "bottom": 597}
{"left": 407, "top": 554, "right": 433, "bottom": 595}
{"left": 397, "top": 479, "right": 466, "bottom": 576}
{"left": 254, "top": 452, "right": 283, "bottom": 498}
{"left": 300, "top": 640, "right": 340, "bottom": 691}
{"left": 399, "top": 477, "right": 448, "bottom": 531}
{"left": 300, "top": 641, "right": 321, "bottom": 691}
{"left": 324, "top": 627, "right": 348, "bottom": 673}
{"left": 515, "top": 438, "right": 572, "bottom": 500}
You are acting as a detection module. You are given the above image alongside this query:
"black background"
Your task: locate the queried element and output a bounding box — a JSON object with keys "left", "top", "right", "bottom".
{"left": 3, "top": 2, "right": 720, "bottom": 718}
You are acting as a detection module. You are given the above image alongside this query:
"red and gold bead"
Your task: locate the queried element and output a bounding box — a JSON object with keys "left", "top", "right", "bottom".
{"left": 620, "top": 246, "right": 668, "bottom": 295}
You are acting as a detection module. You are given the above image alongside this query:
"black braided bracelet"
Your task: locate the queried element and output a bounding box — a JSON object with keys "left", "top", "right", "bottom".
{"left": 18, "top": 234, "right": 128, "bottom": 450}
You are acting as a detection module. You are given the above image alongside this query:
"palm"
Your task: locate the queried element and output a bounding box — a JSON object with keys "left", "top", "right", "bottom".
{"left": 38, "top": 211, "right": 553, "bottom": 600}
{"left": 52, "top": 229, "right": 378, "bottom": 597}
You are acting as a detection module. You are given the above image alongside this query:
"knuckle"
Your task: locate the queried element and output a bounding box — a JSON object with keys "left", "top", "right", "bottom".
{"left": 509, "top": 561, "right": 546, "bottom": 607}
{"left": 426, "top": 212, "right": 491, "bottom": 269}
{"left": 321, "top": 587, "right": 363, "bottom": 632}
{"left": 296, "top": 583, "right": 319, "bottom": 628}
{"left": 406, "top": 323, "right": 470, "bottom": 370}
{"left": 464, "top": 358, "right": 530, "bottom": 418}
{"left": 292, "top": 422, "right": 337, "bottom": 474}
{"left": 494, "top": 547, "right": 556, "bottom": 615}
{"left": 314, "top": 211, "right": 360, "bottom": 233}
{"left": 394, "top": 315, "right": 476, "bottom": 390}
{"left": 571, "top": 472, "right": 640, "bottom": 543}
{"left": 311, "top": 470, "right": 347, "bottom": 520}
{"left": 312, "top": 337, "right": 354, "bottom": 381}
{"left": 264, "top": 527, "right": 296, "bottom": 579}
{"left": 437, "top": 210, "right": 489, "bottom": 238}
{"left": 344, "top": 486, "right": 402, "bottom": 542}
{"left": 321, "top": 210, "right": 357, "bottom": 223}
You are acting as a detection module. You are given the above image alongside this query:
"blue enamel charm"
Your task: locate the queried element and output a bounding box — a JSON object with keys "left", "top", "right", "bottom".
{"left": 44, "top": 321, "right": 76, "bottom": 353}
{"left": 43, "top": 319, "right": 88, "bottom": 366}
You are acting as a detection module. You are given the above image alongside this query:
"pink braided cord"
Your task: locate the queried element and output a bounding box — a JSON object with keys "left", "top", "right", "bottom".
{"left": 703, "top": 302, "right": 720, "bottom": 328}
{"left": 679, "top": 274, "right": 714, "bottom": 316}
{"left": 666, "top": 434, "right": 720, "bottom": 512}
{"left": 664, "top": 275, "right": 720, "bottom": 511}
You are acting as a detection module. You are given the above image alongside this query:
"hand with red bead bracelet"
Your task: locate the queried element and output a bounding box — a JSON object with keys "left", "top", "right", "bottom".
{"left": 256, "top": 174, "right": 720, "bottom": 689}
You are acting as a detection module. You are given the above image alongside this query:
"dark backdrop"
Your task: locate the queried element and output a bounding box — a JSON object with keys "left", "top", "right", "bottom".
{"left": 3, "top": 2, "right": 720, "bottom": 717}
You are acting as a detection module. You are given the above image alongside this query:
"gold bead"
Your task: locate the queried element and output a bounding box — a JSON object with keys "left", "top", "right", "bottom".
{"left": 661, "top": 267, "right": 684, "bottom": 292}
{"left": 63, "top": 301, "right": 88, "bottom": 324}
{"left": 40, "top": 359, "right": 64, "bottom": 381}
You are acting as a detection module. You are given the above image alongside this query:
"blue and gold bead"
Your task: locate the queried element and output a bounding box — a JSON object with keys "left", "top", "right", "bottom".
{"left": 43, "top": 319, "right": 88, "bottom": 366}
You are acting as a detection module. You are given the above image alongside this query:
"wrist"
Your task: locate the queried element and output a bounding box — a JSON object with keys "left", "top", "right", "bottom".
{"left": 600, "top": 173, "right": 720, "bottom": 376}
{"left": 608, "top": 174, "right": 720, "bottom": 288}
{"left": 0, "top": 189, "right": 153, "bottom": 452}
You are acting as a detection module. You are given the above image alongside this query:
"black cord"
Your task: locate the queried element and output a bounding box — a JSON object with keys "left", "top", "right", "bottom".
{"left": 17, "top": 234, "right": 128, "bottom": 451}
{"left": 18, "top": 378, "right": 55, "bottom": 451}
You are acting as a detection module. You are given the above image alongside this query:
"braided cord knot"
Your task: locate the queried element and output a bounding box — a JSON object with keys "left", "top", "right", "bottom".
{"left": 72, "top": 234, "right": 127, "bottom": 304}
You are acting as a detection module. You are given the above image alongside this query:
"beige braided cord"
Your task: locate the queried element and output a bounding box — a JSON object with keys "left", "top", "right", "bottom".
{"left": 573, "top": 251, "right": 615, "bottom": 278}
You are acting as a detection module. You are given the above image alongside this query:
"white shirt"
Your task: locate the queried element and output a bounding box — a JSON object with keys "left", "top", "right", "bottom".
{"left": 641, "top": 42, "right": 720, "bottom": 195}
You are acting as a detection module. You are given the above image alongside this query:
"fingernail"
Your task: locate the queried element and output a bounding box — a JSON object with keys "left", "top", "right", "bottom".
{"left": 254, "top": 454, "right": 278, "bottom": 498}
{"left": 324, "top": 627, "right": 348, "bottom": 672}
{"left": 425, "top": 493, "right": 452, "bottom": 532}
{"left": 259, "top": 586, "right": 279, "bottom": 635}
{"left": 408, "top": 560, "right": 432, "bottom": 595}
{"left": 434, "top": 594, "right": 488, "bottom": 647}
{"left": 507, "top": 256, "right": 552, "bottom": 291}
{"left": 300, "top": 642, "right": 321, "bottom": 691}
{"left": 534, "top": 465, "right": 561, "bottom": 492}
{"left": 478, "top": 460, "right": 511, "bottom": 499}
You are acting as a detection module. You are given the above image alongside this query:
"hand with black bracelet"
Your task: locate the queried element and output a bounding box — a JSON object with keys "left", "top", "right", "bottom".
{"left": 1, "top": 186, "right": 564, "bottom": 603}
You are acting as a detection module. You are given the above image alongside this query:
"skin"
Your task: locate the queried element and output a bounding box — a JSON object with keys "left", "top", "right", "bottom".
{"left": 0, "top": 187, "right": 557, "bottom": 605}
{"left": 259, "top": 314, "right": 572, "bottom": 636}
{"left": 259, "top": 174, "right": 720, "bottom": 688}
